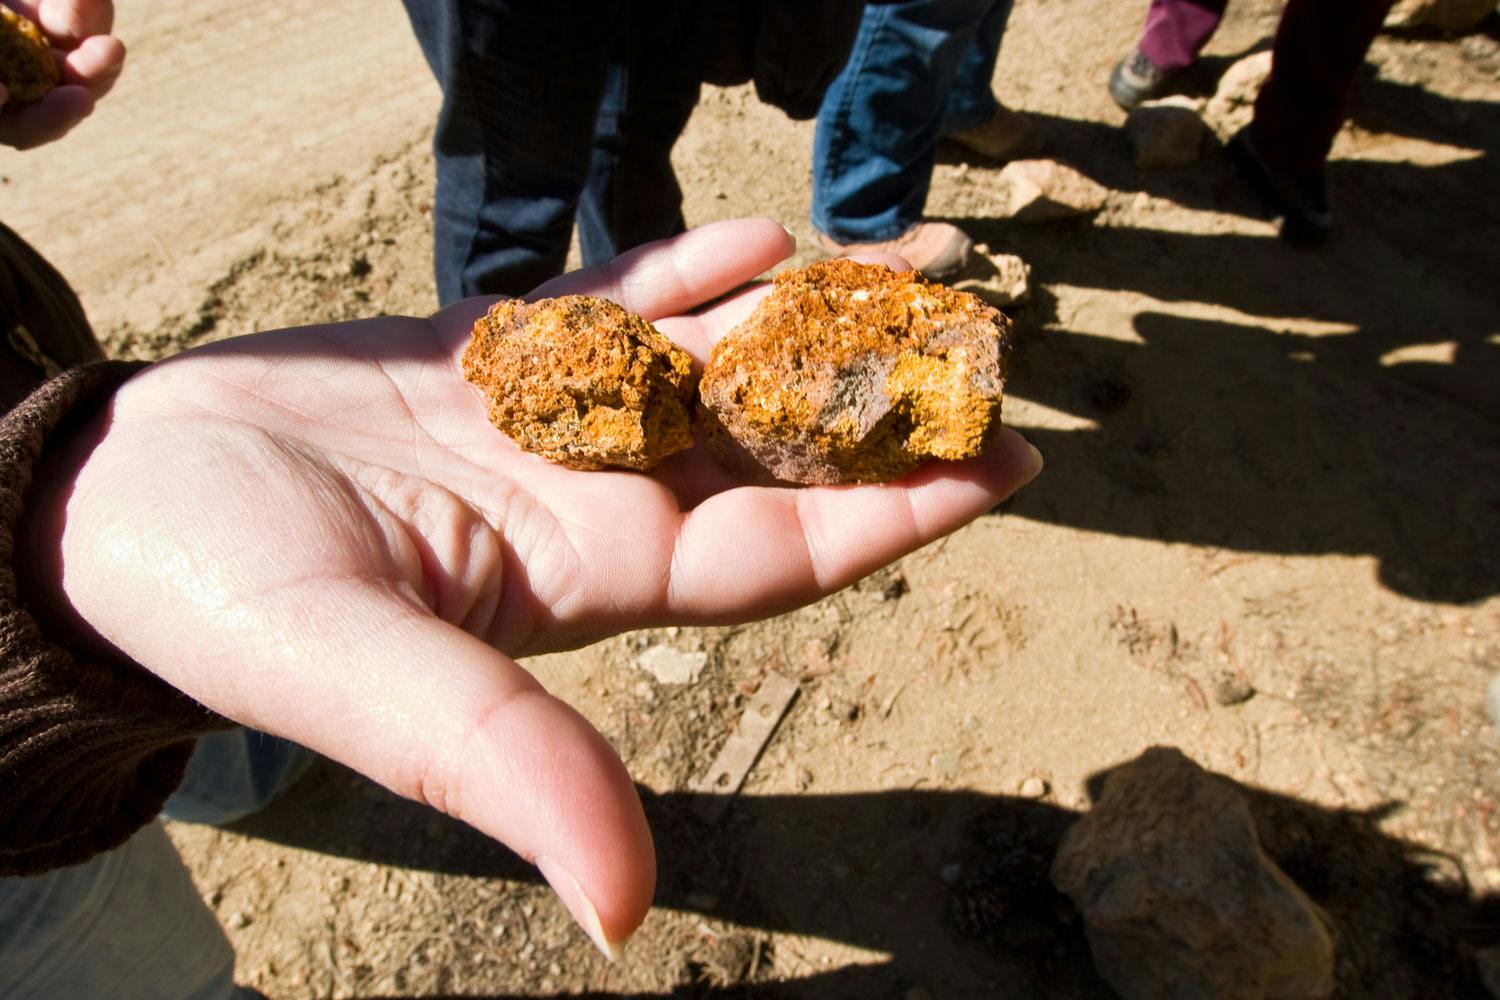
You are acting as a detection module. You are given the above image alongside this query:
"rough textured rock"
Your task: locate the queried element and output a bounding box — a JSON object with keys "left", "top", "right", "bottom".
{"left": 1205, "top": 52, "right": 1274, "bottom": 139}
{"left": 1387, "top": 0, "right": 1496, "bottom": 32}
{"left": 1052, "top": 747, "right": 1336, "bottom": 1000}
{"left": 1126, "top": 96, "right": 1213, "bottom": 169}
{"left": 699, "top": 259, "right": 1011, "bottom": 485}
{"left": 0, "top": 7, "right": 60, "bottom": 103}
{"left": 462, "top": 295, "right": 696, "bottom": 471}
{"left": 999, "top": 159, "right": 1109, "bottom": 222}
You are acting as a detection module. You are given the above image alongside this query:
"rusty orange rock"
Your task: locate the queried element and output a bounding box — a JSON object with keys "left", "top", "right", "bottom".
{"left": 462, "top": 295, "right": 696, "bottom": 471}
{"left": 700, "top": 259, "right": 1012, "bottom": 484}
{"left": 0, "top": 7, "right": 59, "bottom": 104}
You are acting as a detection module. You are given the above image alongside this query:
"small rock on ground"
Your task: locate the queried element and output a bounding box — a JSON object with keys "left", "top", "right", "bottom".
{"left": 998, "top": 159, "right": 1109, "bottom": 222}
{"left": 957, "top": 249, "right": 1031, "bottom": 307}
{"left": 1204, "top": 52, "right": 1273, "bottom": 139}
{"left": 1126, "top": 96, "right": 1213, "bottom": 169}
{"left": 1387, "top": 0, "right": 1497, "bottom": 32}
{"left": 637, "top": 645, "right": 709, "bottom": 685}
{"left": 1018, "top": 776, "right": 1050, "bottom": 798}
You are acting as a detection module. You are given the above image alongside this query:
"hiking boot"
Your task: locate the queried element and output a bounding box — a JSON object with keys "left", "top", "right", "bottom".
{"left": 1226, "top": 126, "right": 1332, "bottom": 245}
{"left": 1108, "top": 48, "right": 1172, "bottom": 111}
{"left": 815, "top": 221, "right": 974, "bottom": 282}
{"left": 944, "top": 107, "right": 1040, "bottom": 162}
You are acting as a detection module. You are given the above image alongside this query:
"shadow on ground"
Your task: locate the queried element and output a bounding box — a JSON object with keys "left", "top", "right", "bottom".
{"left": 231, "top": 751, "right": 1499, "bottom": 998}
{"left": 944, "top": 66, "right": 1500, "bottom": 603}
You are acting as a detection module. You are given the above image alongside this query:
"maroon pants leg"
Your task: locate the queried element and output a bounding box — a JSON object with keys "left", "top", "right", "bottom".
{"left": 1138, "top": 0, "right": 1231, "bottom": 74}
{"left": 1251, "top": 0, "right": 1398, "bottom": 176}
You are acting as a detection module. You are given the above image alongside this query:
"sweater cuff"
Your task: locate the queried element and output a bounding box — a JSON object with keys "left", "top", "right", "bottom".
{"left": 0, "top": 363, "right": 232, "bottom": 876}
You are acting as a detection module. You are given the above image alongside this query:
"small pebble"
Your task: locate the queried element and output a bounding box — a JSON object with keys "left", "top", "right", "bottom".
{"left": 1019, "top": 776, "right": 1049, "bottom": 799}
{"left": 1212, "top": 671, "right": 1256, "bottom": 706}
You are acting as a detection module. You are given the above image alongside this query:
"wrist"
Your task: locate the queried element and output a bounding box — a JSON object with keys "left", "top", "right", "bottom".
{"left": 7, "top": 362, "right": 144, "bottom": 657}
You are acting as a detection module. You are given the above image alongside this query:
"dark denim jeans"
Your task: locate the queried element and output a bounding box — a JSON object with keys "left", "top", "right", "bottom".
{"left": 811, "top": 0, "right": 1013, "bottom": 243}
{"left": 402, "top": 0, "right": 701, "bottom": 302}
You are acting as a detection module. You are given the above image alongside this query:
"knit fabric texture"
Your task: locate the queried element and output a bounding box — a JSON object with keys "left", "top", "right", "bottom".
{"left": 1, "top": 362, "right": 231, "bottom": 876}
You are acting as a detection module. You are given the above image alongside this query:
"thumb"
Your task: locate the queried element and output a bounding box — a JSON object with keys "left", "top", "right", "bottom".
{"left": 154, "top": 580, "right": 655, "bottom": 956}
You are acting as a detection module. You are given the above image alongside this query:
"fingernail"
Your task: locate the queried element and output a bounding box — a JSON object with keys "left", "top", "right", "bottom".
{"left": 779, "top": 223, "right": 798, "bottom": 250}
{"left": 536, "top": 855, "right": 625, "bottom": 961}
{"left": 1022, "top": 438, "right": 1044, "bottom": 481}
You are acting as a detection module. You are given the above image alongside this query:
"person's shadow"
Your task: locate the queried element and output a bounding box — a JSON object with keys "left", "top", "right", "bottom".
{"left": 941, "top": 63, "right": 1500, "bottom": 604}
{"left": 229, "top": 753, "right": 1498, "bottom": 998}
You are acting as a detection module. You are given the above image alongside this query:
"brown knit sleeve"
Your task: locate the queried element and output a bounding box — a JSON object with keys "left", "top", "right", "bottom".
{"left": 0, "top": 363, "right": 233, "bottom": 876}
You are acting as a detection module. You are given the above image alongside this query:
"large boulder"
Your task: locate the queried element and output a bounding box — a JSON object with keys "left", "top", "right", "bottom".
{"left": 1052, "top": 747, "right": 1336, "bottom": 1000}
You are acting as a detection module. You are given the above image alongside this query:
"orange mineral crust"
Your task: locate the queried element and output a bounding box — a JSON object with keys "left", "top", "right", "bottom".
{"left": 0, "top": 7, "right": 59, "bottom": 104}
{"left": 699, "top": 259, "right": 1012, "bottom": 485}
{"left": 462, "top": 295, "right": 697, "bottom": 471}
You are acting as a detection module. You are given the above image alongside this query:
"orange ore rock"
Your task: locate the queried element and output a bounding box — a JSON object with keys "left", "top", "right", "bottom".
{"left": 0, "top": 7, "right": 59, "bottom": 104}
{"left": 699, "top": 259, "right": 1012, "bottom": 485}
{"left": 462, "top": 295, "right": 697, "bottom": 471}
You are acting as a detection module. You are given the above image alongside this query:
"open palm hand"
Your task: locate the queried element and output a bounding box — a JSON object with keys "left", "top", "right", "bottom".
{"left": 32, "top": 219, "right": 1041, "bottom": 954}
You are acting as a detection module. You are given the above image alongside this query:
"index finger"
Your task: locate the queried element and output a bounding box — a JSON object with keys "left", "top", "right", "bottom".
{"left": 430, "top": 218, "right": 798, "bottom": 362}
{"left": 7, "top": 0, "right": 114, "bottom": 45}
{"left": 531, "top": 217, "right": 796, "bottom": 320}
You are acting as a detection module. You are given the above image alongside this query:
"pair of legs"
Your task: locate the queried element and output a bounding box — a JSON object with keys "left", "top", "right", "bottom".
{"left": 0, "top": 731, "right": 312, "bottom": 1000}
{"left": 811, "top": 0, "right": 1017, "bottom": 249}
{"left": 402, "top": 0, "right": 702, "bottom": 303}
{"left": 1127, "top": 0, "right": 1397, "bottom": 176}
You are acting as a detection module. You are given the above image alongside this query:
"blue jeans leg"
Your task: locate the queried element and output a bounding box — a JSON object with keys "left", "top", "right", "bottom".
{"left": 576, "top": 12, "right": 701, "bottom": 268}
{"left": 944, "top": 0, "right": 1014, "bottom": 133}
{"left": 0, "top": 730, "right": 311, "bottom": 1000}
{"left": 811, "top": 0, "right": 1005, "bottom": 243}
{"left": 402, "top": 0, "right": 699, "bottom": 301}
{"left": 402, "top": 0, "right": 622, "bottom": 302}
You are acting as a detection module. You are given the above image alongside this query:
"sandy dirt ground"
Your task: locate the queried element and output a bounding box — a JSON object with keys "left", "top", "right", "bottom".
{"left": 3, "top": 0, "right": 1499, "bottom": 996}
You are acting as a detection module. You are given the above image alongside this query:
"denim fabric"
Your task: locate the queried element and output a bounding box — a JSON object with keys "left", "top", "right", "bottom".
{"left": 402, "top": 0, "right": 701, "bottom": 303}
{"left": 0, "top": 730, "right": 311, "bottom": 1000}
{"left": 812, "top": 0, "right": 1014, "bottom": 243}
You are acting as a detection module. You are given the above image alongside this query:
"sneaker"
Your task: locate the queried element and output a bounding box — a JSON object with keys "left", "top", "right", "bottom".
{"left": 1108, "top": 48, "right": 1171, "bottom": 111}
{"left": 815, "top": 221, "right": 974, "bottom": 282}
{"left": 1226, "top": 126, "right": 1332, "bottom": 244}
{"left": 944, "top": 107, "right": 1040, "bottom": 162}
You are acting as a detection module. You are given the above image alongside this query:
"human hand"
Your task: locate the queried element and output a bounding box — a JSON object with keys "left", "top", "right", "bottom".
{"left": 23, "top": 219, "right": 1041, "bottom": 956}
{"left": 0, "top": 0, "right": 124, "bottom": 149}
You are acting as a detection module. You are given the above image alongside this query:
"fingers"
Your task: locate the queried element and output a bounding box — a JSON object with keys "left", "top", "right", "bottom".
{"left": 662, "top": 428, "right": 1043, "bottom": 620}
{"left": 654, "top": 281, "right": 771, "bottom": 365}
{"left": 17, "top": 0, "right": 114, "bottom": 44}
{"left": 0, "top": 83, "right": 93, "bottom": 149}
{"left": 529, "top": 217, "right": 795, "bottom": 320}
{"left": 429, "top": 218, "right": 796, "bottom": 363}
{"left": 60, "top": 31, "right": 125, "bottom": 98}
